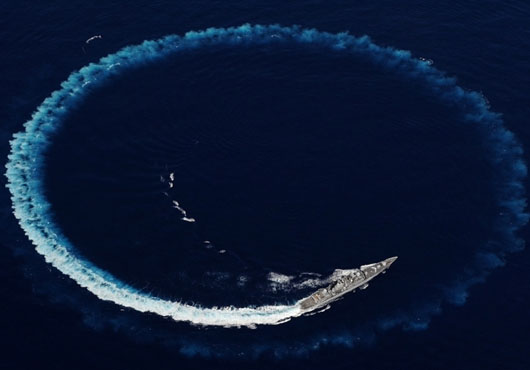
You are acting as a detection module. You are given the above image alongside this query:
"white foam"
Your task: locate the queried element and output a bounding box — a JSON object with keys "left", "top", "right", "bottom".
{"left": 267, "top": 272, "right": 294, "bottom": 285}
{"left": 86, "top": 35, "right": 102, "bottom": 44}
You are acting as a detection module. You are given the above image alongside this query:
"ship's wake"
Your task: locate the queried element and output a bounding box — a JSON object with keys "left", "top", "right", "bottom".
{"left": 5, "top": 24, "right": 527, "bottom": 355}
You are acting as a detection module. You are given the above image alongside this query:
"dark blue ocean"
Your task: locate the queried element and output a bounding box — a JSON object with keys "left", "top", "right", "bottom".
{"left": 1, "top": 1, "right": 530, "bottom": 369}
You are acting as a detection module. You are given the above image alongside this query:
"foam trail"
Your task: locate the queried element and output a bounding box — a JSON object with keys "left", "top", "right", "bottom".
{"left": 172, "top": 200, "right": 196, "bottom": 223}
{"left": 5, "top": 24, "right": 527, "bottom": 330}
{"left": 86, "top": 35, "right": 103, "bottom": 44}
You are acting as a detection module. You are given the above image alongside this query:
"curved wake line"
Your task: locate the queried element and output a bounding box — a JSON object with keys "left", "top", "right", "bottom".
{"left": 5, "top": 24, "right": 527, "bottom": 329}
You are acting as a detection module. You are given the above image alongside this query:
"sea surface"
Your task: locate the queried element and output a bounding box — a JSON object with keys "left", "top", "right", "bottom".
{"left": 1, "top": 1, "right": 530, "bottom": 369}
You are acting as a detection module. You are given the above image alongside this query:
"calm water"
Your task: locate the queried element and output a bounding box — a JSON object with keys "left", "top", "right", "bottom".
{"left": 1, "top": 1, "right": 530, "bottom": 369}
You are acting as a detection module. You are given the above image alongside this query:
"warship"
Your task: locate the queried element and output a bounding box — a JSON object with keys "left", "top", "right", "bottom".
{"left": 298, "top": 256, "right": 398, "bottom": 312}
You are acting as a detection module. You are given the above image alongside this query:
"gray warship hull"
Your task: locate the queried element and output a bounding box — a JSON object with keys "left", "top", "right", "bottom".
{"left": 298, "top": 256, "right": 398, "bottom": 312}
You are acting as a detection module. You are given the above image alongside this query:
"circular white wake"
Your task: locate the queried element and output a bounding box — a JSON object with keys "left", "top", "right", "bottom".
{"left": 5, "top": 24, "right": 527, "bottom": 329}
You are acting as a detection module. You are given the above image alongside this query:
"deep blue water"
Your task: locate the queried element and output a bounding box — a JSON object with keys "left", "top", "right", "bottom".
{"left": 1, "top": 1, "right": 530, "bottom": 369}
